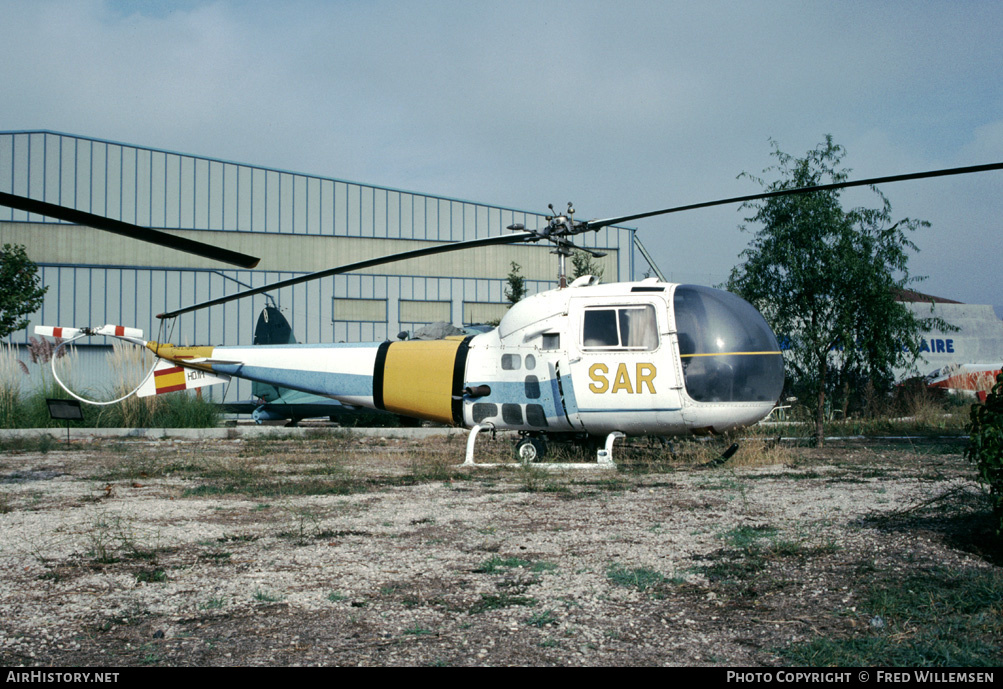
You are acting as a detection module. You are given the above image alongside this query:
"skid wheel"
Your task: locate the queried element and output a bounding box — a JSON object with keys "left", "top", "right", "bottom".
{"left": 516, "top": 437, "right": 547, "bottom": 463}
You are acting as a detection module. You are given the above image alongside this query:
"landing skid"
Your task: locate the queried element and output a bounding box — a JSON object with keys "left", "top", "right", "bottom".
{"left": 463, "top": 425, "right": 622, "bottom": 469}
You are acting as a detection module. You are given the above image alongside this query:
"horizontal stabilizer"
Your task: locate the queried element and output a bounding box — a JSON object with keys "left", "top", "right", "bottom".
{"left": 138, "top": 359, "right": 230, "bottom": 398}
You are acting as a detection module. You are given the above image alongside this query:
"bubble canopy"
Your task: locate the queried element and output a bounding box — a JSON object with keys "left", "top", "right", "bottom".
{"left": 672, "top": 285, "right": 785, "bottom": 403}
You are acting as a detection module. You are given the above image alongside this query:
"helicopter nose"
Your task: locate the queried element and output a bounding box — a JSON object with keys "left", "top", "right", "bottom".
{"left": 673, "top": 285, "right": 784, "bottom": 404}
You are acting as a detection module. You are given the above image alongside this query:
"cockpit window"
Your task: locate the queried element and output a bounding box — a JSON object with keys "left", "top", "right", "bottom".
{"left": 583, "top": 305, "right": 658, "bottom": 350}
{"left": 673, "top": 286, "right": 784, "bottom": 403}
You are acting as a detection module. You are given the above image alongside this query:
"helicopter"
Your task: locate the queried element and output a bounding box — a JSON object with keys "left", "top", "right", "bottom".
{"left": 6, "top": 161, "right": 1003, "bottom": 462}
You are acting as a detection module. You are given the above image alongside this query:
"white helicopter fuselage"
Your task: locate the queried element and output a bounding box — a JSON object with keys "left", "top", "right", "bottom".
{"left": 144, "top": 278, "right": 785, "bottom": 439}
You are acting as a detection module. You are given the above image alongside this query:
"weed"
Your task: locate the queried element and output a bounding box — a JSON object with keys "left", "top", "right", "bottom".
{"left": 474, "top": 556, "right": 533, "bottom": 573}
{"left": 199, "top": 598, "right": 225, "bottom": 610}
{"left": 277, "top": 507, "right": 326, "bottom": 543}
{"left": 474, "top": 556, "right": 556, "bottom": 575}
{"left": 525, "top": 610, "right": 557, "bottom": 627}
{"left": 722, "top": 524, "right": 779, "bottom": 549}
{"left": 135, "top": 569, "right": 168, "bottom": 584}
{"left": 0, "top": 434, "right": 66, "bottom": 454}
{"left": 698, "top": 477, "right": 746, "bottom": 492}
{"left": 698, "top": 522, "right": 840, "bottom": 584}
{"left": 327, "top": 592, "right": 348, "bottom": 602}
{"left": 218, "top": 533, "right": 258, "bottom": 543}
{"left": 517, "top": 465, "right": 570, "bottom": 493}
{"left": 403, "top": 625, "right": 434, "bottom": 636}
{"left": 468, "top": 594, "right": 536, "bottom": 614}
{"left": 407, "top": 454, "right": 465, "bottom": 483}
{"left": 606, "top": 565, "right": 667, "bottom": 592}
{"left": 253, "top": 589, "right": 283, "bottom": 603}
{"left": 87, "top": 513, "right": 141, "bottom": 564}
{"left": 781, "top": 567, "right": 1003, "bottom": 666}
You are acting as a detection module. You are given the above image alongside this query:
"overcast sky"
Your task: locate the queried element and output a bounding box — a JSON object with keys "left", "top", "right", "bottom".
{"left": 2, "top": 0, "right": 1001, "bottom": 316}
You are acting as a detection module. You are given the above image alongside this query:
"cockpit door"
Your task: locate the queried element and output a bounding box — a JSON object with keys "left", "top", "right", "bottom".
{"left": 565, "top": 296, "right": 683, "bottom": 435}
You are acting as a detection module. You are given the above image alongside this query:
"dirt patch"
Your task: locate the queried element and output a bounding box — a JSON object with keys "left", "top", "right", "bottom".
{"left": 0, "top": 433, "right": 997, "bottom": 666}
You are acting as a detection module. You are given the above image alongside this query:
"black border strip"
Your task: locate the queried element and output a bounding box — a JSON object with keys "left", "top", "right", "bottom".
{"left": 450, "top": 337, "right": 474, "bottom": 425}
{"left": 373, "top": 341, "right": 392, "bottom": 410}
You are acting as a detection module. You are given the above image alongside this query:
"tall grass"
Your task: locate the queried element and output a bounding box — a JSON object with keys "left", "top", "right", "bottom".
{"left": 93, "top": 342, "right": 220, "bottom": 428}
{"left": 0, "top": 341, "right": 80, "bottom": 428}
{"left": 95, "top": 341, "right": 158, "bottom": 427}
{"left": 0, "top": 343, "right": 27, "bottom": 427}
{"left": 0, "top": 339, "right": 219, "bottom": 429}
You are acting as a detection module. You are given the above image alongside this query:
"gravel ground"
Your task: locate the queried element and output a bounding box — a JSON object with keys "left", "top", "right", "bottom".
{"left": 0, "top": 432, "right": 994, "bottom": 666}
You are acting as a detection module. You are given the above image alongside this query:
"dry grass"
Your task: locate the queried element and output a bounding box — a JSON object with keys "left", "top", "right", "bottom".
{"left": 105, "top": 340, "right": 159, "bottom": 426}
{"left": 0, "top": 343, "right": 27, "bottom": 427}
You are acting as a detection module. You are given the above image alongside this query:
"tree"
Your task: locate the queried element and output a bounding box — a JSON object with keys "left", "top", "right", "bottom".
{"left": 570, "top": 249, "right": 605, "bottom": 282}
{"left": 0, "top": 244, "right": 47, "bottom": 339}
{"left": 504, "top": 261, "right": 527, "bottom": 305}
{"left": 966, "top": 373, "right": 1003, "bottom": 534}
{"left": 726, "top": 136, "right": 934, "bottom": 446}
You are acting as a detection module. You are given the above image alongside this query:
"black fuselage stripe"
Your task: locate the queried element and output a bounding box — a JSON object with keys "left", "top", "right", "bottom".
{"left": 450, "top": 337, "right": 473, "bottom": 425}
{"left": 373, "top": 341, "right": 391, "bottom": 410}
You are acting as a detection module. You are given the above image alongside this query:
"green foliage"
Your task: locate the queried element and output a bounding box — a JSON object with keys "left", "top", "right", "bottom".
{"left": 570, "top": 249, "right": 604, "bottom": 281}
{"left": 966, "top": 373, "right": 1003, "bottom": 533}
{"left": 0, "top": 244, "right": 48, "bottom": 339}
{"left": 781, "top": 567, "right": 1003, "bottom": 666}
{"left": 727, "top": 136, "right": 936, "bottom": 445}
{"left": 606, "top": 565, "right": 667, "bottom": 591}
{"left": 504, "top": 261, "right": 527, "bottom": 305}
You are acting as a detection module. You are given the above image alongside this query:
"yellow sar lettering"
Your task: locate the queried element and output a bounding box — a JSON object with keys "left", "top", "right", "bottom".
{"left": 588, "top": 363, "right": 656, "bottom": 394}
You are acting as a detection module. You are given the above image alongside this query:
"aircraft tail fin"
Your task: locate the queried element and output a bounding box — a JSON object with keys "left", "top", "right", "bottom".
{"left": 254, "top": 306, "right": 296, "bottom": 345}
{"left": 252, "top": 306, "right": 296, "bottom": 402}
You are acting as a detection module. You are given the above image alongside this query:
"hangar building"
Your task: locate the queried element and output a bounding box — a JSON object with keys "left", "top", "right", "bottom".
{"left": 897, "top": 291, "right": 1003, "bottom": 383}
{"left": 0, "top": 131, "right": 640, "bottom": 403}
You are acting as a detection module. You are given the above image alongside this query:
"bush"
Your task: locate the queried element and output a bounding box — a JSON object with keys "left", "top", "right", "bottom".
{"left": 965, "top": 373, "right": 1003, "bottom": 533}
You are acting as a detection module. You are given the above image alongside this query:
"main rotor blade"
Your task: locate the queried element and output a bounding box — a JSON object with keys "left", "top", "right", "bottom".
{"left": 158, "top": 231, "right": 538, "bottom": 319}
{"left": 0, "top": 192, "right": 260, "bottom": 268}
{"left": 585, "top": 161, "right": 1003, "bottom": 231}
